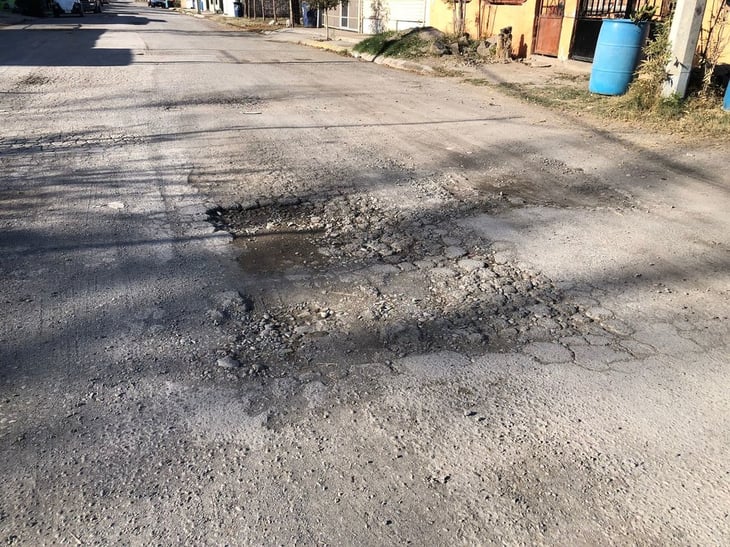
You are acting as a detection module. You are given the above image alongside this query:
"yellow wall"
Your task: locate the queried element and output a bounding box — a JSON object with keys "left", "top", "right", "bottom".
{"left": 428, "top": 0, "right": 581, "bottom": 60}
{"left": 556, "top": 0, "right": 579, "bottom": 61}
{"left": 428, "top": 0, "right": 730, "bottom": 63}
{"left": 699, "top": 0, "right": 730, "bottom": 65}
{"left": 429, "top": 0, "right": 537, "bottom": 55}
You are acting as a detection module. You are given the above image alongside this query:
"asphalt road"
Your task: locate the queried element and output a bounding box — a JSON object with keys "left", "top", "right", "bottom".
{"left": 1, "top": 3, "right": 729, "bottom": 544}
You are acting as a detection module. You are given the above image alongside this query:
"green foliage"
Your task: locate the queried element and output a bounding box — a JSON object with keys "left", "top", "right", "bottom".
{"left": 630, "top": 4, "right": 656, "bottom": 24}
{"left": 697, "top": 2, "right": 730, "bottom": 97}
{"left": 622, "top": 16, "right": 673, "bottom": 112}
{"left": 353, "top": 31, "right": 429, "bottom": 58}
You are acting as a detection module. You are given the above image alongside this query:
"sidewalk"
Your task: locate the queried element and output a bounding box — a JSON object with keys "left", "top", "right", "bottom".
{"left": 0, "top": 11, "right": 32, "bottom": 26}
{"left": 248, "top": 20, "right": 593, "bottom": 85}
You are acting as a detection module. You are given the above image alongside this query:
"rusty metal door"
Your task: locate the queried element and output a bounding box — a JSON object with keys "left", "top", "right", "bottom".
{"left": 534, "top": 0, "right": 565, "bottom": 57}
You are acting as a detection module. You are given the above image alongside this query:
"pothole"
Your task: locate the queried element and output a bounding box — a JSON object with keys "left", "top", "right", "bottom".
{"left": 206, "top": 193, "right": 604, "bottom": 378}
{"left": 234, "top": 230, "right": 328, "bottom": 274}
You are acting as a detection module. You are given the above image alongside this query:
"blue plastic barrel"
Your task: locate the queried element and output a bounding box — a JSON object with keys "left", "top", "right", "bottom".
{"left": 589, "top": 19, "right": 650, "bottom": 96}
{"left": 723, "top": 83, "right": 730, "bottom": 111}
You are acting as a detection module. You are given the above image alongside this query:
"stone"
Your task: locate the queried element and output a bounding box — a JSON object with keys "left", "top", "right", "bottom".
{"left": 414, "top": 259, "right": 436, "bottom": 270}
{"left": 457, "top": 258, "right": 484, "bottom": 272}
{"left": 444, "top": 246, "right": 467, "bottom": 259}
{"left": 430, "top": 267, "right": 457, "bottom": 278}
{"left": 585, "top": 306, "right": 614, "bottom": 322}
{"left": 492, "top": 250, "right": 512, "bottom": 265}
{"left": 217, "top": 356, "right": 241, "bottom": 369}
{"left": 429, "top": 41, "right": 449, "bottom": 56}
{"left": 476, "top": 40, "right": 494, "bottom": 58}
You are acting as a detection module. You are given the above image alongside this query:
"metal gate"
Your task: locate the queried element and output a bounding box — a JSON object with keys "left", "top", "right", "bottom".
{"left": 534, "top": 0, "right": 565, "bottom": 57}
{"left": 571, "top": 0, "right": 669, "bottom": 61}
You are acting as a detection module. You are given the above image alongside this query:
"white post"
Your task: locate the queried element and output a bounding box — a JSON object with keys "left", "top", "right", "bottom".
{"left": 662, "top": 0, "right": 707, "bottom": 98}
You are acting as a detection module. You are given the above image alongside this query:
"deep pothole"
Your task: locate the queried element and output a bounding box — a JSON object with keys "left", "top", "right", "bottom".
{"left": 206, "top": 194, "right": 594, "bottom": 376}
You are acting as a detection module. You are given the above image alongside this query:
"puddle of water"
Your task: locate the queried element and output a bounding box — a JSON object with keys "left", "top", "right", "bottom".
{"left": 234, "top": 230, "right": 327, "bottom": 274}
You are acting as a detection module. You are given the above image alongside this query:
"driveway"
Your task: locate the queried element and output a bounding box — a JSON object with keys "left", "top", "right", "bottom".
{"left": 1, "top": 2, "right": 728, "bottom": 544}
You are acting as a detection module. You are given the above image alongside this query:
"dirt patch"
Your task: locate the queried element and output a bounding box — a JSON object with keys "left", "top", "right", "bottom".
{"left": 17, "top": 74, "right": 52, "bottom": 87}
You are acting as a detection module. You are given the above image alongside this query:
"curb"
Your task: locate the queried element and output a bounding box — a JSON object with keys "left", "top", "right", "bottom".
{"left": 0, "top": 14, "right": 31, "bottom": 27}
{"left": 298, "top": 39, "right": 350, "bottom": 55}
{"left": 297, "top": 40, "right": 435, "bottom": 74}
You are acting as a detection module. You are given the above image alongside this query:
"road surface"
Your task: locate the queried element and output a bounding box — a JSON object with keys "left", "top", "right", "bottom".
{"left": 1, "top": 3, "right": 728, "bottom": 544}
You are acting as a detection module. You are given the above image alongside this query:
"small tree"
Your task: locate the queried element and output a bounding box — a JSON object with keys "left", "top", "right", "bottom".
{"left": 307, "top": 0, "right": 340, "bottom": 39}
{"left": 443, "top": 0, "right": 469, "bottom": 37}
{"left": 697, "top": 0, "right": 730, "bottom": 96}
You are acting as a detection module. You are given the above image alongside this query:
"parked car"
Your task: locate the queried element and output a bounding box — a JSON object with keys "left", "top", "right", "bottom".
{"left": 148, "top": 0, "right": 169, "bottom": 7}
{"left": 52, "top": 0, "right": 81, "bottom": 15}
{"left": 81, "top": 0, "right": 102, "bottom": 12}
{"left": 52, "top": 0, "right": 101, "bottom": 15}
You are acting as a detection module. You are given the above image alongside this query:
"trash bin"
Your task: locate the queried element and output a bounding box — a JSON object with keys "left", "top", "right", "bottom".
{"left": 233, "top": 0, "right": 242, "bottom": 17}
{"left": 724, "top": 82, "right": 730, "bottom": 111}
{"left": 301, "top": 2, "right": 317, "bottom": 27}
{"left": 589, "top": 19, "right": 650, "bottom": 96}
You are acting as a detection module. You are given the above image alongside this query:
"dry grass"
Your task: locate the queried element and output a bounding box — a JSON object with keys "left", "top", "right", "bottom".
{"left": 487, "top": 79, "right": 730, "bottom": 140}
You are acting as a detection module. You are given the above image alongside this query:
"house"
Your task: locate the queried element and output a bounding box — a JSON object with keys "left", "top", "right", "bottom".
{"left": 321, "top": 0, "right": 729, "bottom": 68}
{"left": 324, "top": 0, "right": 431, "bottom": 33}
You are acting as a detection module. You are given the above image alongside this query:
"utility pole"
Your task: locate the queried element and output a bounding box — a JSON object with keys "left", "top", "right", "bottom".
{"left": 662, "top": 0, "right": 707, "bottom": 98}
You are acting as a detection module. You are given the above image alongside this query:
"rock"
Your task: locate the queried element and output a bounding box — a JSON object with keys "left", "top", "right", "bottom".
{"left": 585, "top": 306, "right": 614, "bottom": 322}
{"left": 213, "top": 290, "right": 248, "bottom": 311}
{"left": 217, "top": 356, "right": 241, "bottom": 369}
{"left": 444, "top": 246, "right": 467, "bottom": 259}
{"left": 476, "top": 40, "right": 494, "bottom": 58}
{"left": 457, "top": 258, "right": 484, "bottom": 272}
{"left": 415, "top": 27, "right": 446, "bottom": 42}
{"left": 492, "top": 250, "right": 512, "bottom": 265}
{"left": 430, "top": 267, "right": 457, "bottom": 278}
{"left": 414, "top": 259, "right": 436, "bottom": 270}
{"left": 449, "top": 42, "right": 461, "bottom": 56}
{"left": 430, "top": 41, "right": 449, "bottom": 56}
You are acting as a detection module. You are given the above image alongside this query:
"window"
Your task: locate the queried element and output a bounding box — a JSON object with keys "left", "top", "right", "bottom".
{"left": 341, "top": 0, "right": 349, "bottom": 27}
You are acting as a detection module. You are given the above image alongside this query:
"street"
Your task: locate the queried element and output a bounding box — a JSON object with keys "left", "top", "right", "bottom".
{"left": 1, "top": 2, "right": 729, "bottom": 544}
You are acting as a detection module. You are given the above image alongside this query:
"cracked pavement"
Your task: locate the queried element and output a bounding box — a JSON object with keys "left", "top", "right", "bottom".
{"left": 1, "top": 2, "right": 729, "bottom": 544}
